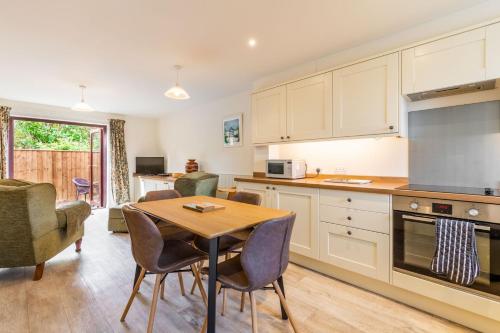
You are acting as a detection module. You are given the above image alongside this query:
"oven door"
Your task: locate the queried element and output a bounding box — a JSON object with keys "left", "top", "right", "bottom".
{"left": 393, "top": 211, "right": 500, "bottom": 298}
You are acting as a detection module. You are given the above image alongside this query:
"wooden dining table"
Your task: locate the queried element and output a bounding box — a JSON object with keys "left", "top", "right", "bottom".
{"left": 131, "top": 195, "right": 291, "bottom": 333}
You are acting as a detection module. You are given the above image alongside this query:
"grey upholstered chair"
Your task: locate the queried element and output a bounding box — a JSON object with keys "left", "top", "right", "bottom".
{"left": 190, "top": 191, "right": 262, "bottom": 308}
{"left": 174, "top": 172, "right": 219, "bottom": 197}
{"left": 135, "top": 189, "right": 196, "bottom": 297}
{"left": 201, "top": 213, "right": 299, "bottom": 333}
{"left": 120, "top": 206, "right": 207, "bottom": 333}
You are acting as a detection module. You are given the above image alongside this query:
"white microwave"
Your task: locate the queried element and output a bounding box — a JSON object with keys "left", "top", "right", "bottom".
{"left": 266, "top": 160, "right": 306, "bottom": 179}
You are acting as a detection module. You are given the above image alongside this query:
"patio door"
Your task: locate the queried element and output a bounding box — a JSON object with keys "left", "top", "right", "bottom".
{"left": 9, "top": 117, "right": 107, "bottom": 207}
{"left": 90, "top": 129, "right": 104, "bottom": 207}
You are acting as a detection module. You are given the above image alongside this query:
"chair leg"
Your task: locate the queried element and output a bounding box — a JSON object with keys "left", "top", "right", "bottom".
{"left": 147, "top": 274, "right": 163, "bottom": 333}
{"left": 272, "top": 281, "right": 299, "bottom": 333}
{"left": 160, "top": 274, "right": 166, "bottom": 300}
{"left": 191, "top": 260, "right": 204, "bottom": 295}
{"left": 75, "top": 238, "right": 83, "bottom": 252}
{"left": 33, "top": 262, "right": 45, "bottom": 281}
{"left": 191, "top": 264, "right": 207, "bottom": 305}
{"left": 121, "top": 267, "right": 146, "bottom": 321}
{"left": 221, "top": 287, "right": 227, "bottom": 316}
{"left": 249, "top": 291, "right": 258, "bottom": 333}
{"left": 240, "top": 292, "right": 245, "bottom": 312}
{"left": 178, "top": 272, "right": 186, "bottom": 296}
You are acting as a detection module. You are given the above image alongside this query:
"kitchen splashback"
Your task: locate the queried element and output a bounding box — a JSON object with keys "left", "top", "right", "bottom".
{"left": 409, "top": 101, "right": 500, "bottom": 189}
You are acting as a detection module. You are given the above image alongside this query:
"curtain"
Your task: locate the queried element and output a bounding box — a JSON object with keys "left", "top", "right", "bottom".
{"left": 109, "top": 119, "right": 130, "bottom": 204}
{"left": 0, "top": 106, "right": 11, "bottom": 179}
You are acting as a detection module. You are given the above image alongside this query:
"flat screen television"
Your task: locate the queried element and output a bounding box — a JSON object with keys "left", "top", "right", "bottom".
{"left": 136, "top": 157, "right": 165, "bottom": 175}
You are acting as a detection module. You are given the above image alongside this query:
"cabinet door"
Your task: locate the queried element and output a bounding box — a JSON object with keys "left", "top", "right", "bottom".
{"left": 251, "top": 86, "right": 287, "bottom": 144}
{"left": 273, "top": 185, "right": 319, "bottom": 259}
{"left": 235, "top": 182, "right": 269, "bottom": 207}
{"left": 333, "top": 53, "right": 399, "bottom": 137}
{"left": 320, "top": 222, "right": 389, "bottom": 282}
{"left": 140, "top": 179, "right": 157, "bottom": 196}
{"left": 286, "top": 72, "right": 333, "bottom": 141}
{"left": 402, "top": 28, "right": 486, "bottom": 94}
{"left": 486, "top": 22, "right": 500, "bottom": 80}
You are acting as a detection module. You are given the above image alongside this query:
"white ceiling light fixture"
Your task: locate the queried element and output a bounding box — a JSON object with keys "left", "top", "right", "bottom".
{"left": 248, "top": 38, "right": 257, "bottom": 48}
{"left": 165, "top": 65, "right": 190, "bottom": 100}
{"left": 71, "top": 85, "right": 95, "bottom": 112}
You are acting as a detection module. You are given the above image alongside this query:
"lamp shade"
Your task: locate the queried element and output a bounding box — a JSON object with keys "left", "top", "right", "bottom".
{"left": 71, "top": 101, "right": 95, "bottom": 112}
{"left": 164, "top": 85, "right": 190, "bottom": 100}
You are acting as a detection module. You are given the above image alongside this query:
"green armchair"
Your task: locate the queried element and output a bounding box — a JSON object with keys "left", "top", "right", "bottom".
{"left": 174, "top": 172, "right": 219, "bottom": 197}
{"left": 0, "top": 179, "right": 91, "bottom": 280}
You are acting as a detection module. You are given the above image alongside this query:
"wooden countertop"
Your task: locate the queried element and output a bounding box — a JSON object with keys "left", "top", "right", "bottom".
{"left": 234, "top": 175, "right": 407, "bottom": 194}
{"left": 235, "top": 174, "right": 500, "bottom": 204}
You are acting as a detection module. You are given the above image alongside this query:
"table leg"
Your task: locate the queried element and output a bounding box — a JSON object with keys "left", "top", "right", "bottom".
{"left": 277, "top": 275, "right": 288, "bottom": 320}
{"left": 207, "top": 237, "right": 220, "bottom": 333}
{"left": 133, "top": 264, "right": 141, "bottom": 291}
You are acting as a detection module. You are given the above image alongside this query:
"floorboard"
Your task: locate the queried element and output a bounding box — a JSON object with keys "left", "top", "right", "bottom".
{"left": 0, "top": 209, "right": 473, "bottom": 333}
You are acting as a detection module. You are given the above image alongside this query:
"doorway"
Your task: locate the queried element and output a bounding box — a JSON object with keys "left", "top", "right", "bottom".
{"left": 8, "top": 117, "right": 107, "bottom": 207}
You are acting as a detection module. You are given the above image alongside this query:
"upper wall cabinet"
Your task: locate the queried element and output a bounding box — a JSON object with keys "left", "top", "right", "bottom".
{"left": 486, "top": 22, "right": 500, "bottom": 80}
{"left": 286, "top": 72, "right": 333, "bottom": 141}
{"left": 332, "top": 53, "right": 399, "bottom": 137}
{"left": 251, "top": 86, "right": 287, "bottom": 144}
{"left": 402, "top": 28, "right": 487, "bottom": 94}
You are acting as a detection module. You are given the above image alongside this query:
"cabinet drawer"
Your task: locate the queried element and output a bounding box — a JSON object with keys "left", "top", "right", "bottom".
{"left": 320, "top": 205, "right": 389, "bottom": 234}
{"left": 319, "top": 222, "right": 389, "bottom": 282}
{"left": 319, "top": 189, "right": 390, "bottom": 213}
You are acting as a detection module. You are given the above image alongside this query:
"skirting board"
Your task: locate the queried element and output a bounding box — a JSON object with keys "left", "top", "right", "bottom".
{"left": 290, "top": 253, "right": 500, "bottom": 333}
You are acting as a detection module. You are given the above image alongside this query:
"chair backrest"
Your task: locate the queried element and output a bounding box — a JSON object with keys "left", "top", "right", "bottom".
{"left": 122, "top": 205, "right": 164, "bottom": 273}
{"left": 174, "top": 172, "right": 219, "bottom": 197}
{"left": 229, "top": 191, "right": 262, "bottom": 206}
{"left": 240, "top": 213, "right": 296, "bottom": 290}
{"left": 0, "top": 180, "right": 59, "bottom": 266}
{"left": 72, "top": 178, "right": 89, "bottom": 187}
{"left": 144, "top": 189, "right": 181, "bottom": 202}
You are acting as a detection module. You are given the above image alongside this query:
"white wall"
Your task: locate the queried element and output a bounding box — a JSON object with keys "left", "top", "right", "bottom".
{"left": 158, "top": 91, "right": 254, "bottom": 176}
{"left": 0, "top": 98, "right": 161, "bottom": 205}
{"left": 273, "top": 137, "right": 408, "bottom": 177}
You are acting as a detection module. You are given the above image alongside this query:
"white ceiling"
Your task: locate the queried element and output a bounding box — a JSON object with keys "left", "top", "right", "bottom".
{"left": 0, "top": 0, "right": 489, "bottom": 116}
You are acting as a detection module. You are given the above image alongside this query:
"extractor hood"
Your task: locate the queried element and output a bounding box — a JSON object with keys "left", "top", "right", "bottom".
{"left": 406, "top": 79, "right": 496, "bottom": 102}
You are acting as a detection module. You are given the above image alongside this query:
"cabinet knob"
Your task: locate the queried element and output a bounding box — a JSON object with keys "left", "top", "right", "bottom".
{"left": 280, "top": 136, "right": 284, "bottom": 140}
{"left": 347, "top": 198, "right": 352, "bottom": 203}
{"left": 266, "top": 186, "right": 270, "bottom": 190}
{"left": 347, "top": 230, "right": 352, "bottom": 236}
{"left": 347, "top": 216, "right": 352, "bottom": 221}
{"left": 286, "top": 136, "right": 290, "bottom": 139}
{"left": 272, "top": 187, "right": 276, "bottom": 190}
{"left": 389, "top": 125, "right": 394, "bottom": 130}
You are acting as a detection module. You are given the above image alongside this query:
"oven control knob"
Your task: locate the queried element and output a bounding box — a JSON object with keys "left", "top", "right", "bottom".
{"left": 409, "top": 202, "right": 419, "bottom": 210}
{"left": 468, "top": 208, "right": 479, "bottom": 217}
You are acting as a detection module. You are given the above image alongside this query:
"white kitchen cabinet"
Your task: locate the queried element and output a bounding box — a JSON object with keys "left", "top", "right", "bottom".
{"left": 235, "top": 182, "right": 269, "bottom": 207}
{"left": 319, "top": 222, "right": 390, "bottom": 282}
{"left": 486, "top": 22, "right": 500, "bottom": 80}
{"left": 286, "top": 72, "right": 333, "bottom": 141}
{"left": 333, "top": 53, "right": 399, "bottom": 137}
{"left": 236, "top": 182, "right": 319, "bottom": 259}
{"left": 251, "top": 86, "right": 287, "bottom": 144}
{"left": 273, "top": 185, "right": 319, "bottom": 259}
{"left": 138, "top": 178, "right": 174, "bottom": 198}
{"left": 402, "top": 28, "right": 487, "bottom": 95}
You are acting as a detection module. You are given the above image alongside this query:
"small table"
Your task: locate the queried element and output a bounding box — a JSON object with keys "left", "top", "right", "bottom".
{"left": 132, "top": 195, "right": 290, "bottom": 333}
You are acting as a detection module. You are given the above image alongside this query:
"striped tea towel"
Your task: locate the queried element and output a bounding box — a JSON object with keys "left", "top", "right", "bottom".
{"left": 430, "top": 218, "right": 480, "bottom": 286}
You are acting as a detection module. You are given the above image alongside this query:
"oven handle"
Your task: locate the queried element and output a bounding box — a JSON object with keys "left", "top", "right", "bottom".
{"left": 401, "top": 214, "right": 491, "bottom": 232}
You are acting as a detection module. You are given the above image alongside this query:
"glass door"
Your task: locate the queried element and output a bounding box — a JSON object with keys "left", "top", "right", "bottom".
{"left": 90, "top": 129, "right": 103, "bottom": 207}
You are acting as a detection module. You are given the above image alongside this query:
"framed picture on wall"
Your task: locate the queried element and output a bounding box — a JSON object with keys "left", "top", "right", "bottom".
{"left": 223, "top": 114, "right": 242, "bottom": 147}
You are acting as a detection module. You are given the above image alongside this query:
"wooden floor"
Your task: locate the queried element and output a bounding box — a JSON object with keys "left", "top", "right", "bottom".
{"left": 0, "top": 209, "right": 473, "bottom": 333}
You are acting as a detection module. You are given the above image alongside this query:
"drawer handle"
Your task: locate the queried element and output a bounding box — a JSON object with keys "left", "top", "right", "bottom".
{"left": 347, "top": 230, "right": 352, "bottom": 236}
{"left": 347, "top": 198, "right": 352, "bottom": 203}
{"left": 347, "top": 216, "right": 352, "bottom": 221}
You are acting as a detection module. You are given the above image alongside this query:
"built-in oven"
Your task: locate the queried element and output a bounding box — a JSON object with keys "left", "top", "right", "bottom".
{"left": 393, "top": 195, "right": 500, "bottom": 299}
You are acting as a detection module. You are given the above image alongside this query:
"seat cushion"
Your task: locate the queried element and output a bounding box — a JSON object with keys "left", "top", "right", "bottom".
{"left": 208, "top": 255, "right": 250, "bottom": 292}
{"left": 155, "top": 240, "right": 207, "bottom": 273}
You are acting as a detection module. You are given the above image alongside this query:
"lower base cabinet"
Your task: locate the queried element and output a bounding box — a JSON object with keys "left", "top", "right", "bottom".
{"left": 319, "top": 221, "right": 390, "bottom": 282}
